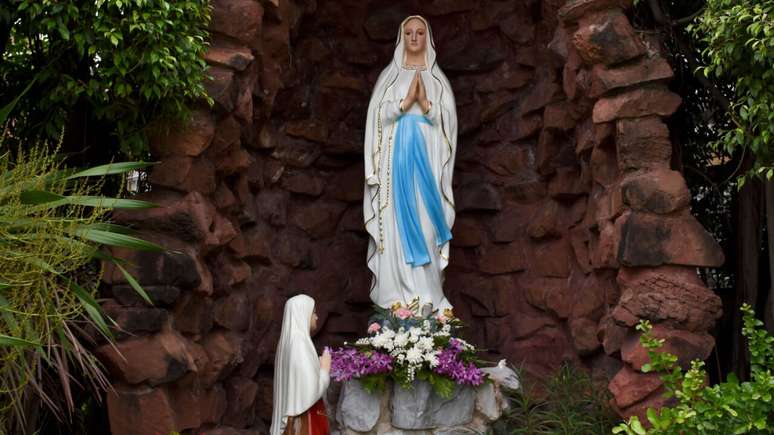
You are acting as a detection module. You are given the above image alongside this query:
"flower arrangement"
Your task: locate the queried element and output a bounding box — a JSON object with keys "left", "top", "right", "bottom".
{"left": 330, "top": 298, "right": 487, "bottom": 398}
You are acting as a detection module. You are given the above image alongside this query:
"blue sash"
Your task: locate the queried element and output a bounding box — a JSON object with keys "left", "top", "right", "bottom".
{"left": 393, "top": 114, "right": 452, "bottom": 267}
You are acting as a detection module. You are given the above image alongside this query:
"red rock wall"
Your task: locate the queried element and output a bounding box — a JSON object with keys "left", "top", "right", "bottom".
{"left": 99, "top": 0, "right": 725, "bottom": 433}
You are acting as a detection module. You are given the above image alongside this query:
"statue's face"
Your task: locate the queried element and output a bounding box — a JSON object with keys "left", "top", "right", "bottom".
{"left": 310, "top": 310, "right": 318, "bottom": 332}
{"left": 403, "top": 18, "right": 427, "bottom": 57}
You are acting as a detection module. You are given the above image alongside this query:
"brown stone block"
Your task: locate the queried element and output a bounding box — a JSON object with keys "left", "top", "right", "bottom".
{"left": 590, "top": 55, "right": 674, "bottom": 97}
{"left": 325, "top": 163, "right": 364, "bottom": 203}
{"left": 201, "top": 331, "right": 244, "bottom": 387}
{"left": 102, "top": 299, "right": 168, "bottom": 337}
{"left": 452, "top": 217, "right": 483, "bottom": 247}
{"left": 150, "top": 110, "right": 215, "bottom": 158}
{"left": 97, "top": 331, "right": 196, "bottom": 386}
{"left": 290, "top": 200, "right": 347, "bottom": 239}
{"left": 272, "top": 228, "right": 315, "bottom": 268}
{"left": 223, "top": 377, "right": 259, "bottom": 428}
{"left": 167, "top": 383, "right": 227, "bottom": 430}
{"left": 530, "top": 238, "right": 572, "bottom": 278}
{"left": 211, "top": 252, "right": 251, "bottom": 294}
{"left": 271, "top": 137, "right": 321, "bottom": 168}
{"left": 476, "top": 62, "right": 533, "bottom": 93}
{"left": 593, "top": 85, "right": 682, "bottom": 123}
{"left": 559, "top": 0, "right": 634, "bottom": 23}
{"left": 527, "top": 200, "right": 562, "bottom": 240}
{"left": 496, "top": 111, "right": 543, "bottom": 142}
{"left": 241, "top": 222, "right": 273, "bottom": 263}
{"left": 590, "top": 219, "right": 622, "bottom": 269}
{"left": 544, "top": 102, "right": 577, "bottom": 131}
{"left": 520, "top": 275, "right": 571, "bottom": 318}
{"left": 569, "top": 317, "right": 602, "bottom": 355}
{"left": 174, "top": 293, "right": 214, "bottom": 336}
{"left": 505, "top": 327, "right": 580, "bottom": 379}
{"left": 284, "top": 119, "right": 329, "bottom": 143}
{"left": 613, "top": 266, "right": 723, "bottom": 331}
{"left": 615, "top": 116, "right": 672, "bottom": 171}
{"left": 210, "top": 0, "right": 263, "bottom": 46}
{"left": 112, "top": 284, "right": 181, "bottom": 307}
{"left": 590, "top": 142, "right": 619, "bottom": 187}
{"left": 107, "top": 385, "right": 176, "bottom": 435}
{"left": 598, "top": 313, "right": 628, "bottom": 354}
{"left": 618, "top": 212, "right": 725, "bottom": 267}
{"left": 205, "top": 66, "right": 237, "bottom": 112}
{"left": 214, "top": 292, "right": 252, "bottom": 331}
{"left": 621, "top": 169, "right": 691, "bottom": 214}
{"left": 457, "top": 182, "right": 503, "bottom": 212}
{"left": 573, "top": 10, "right": 645, "bottom": 66}
{"left": 548, "top": 167, "right": 589, "bottom": 199}
{"left": 205, "top": 45, "right": 254, "bottom": 71}
{"left": 252, "top": 189, "right": 289, "bottom": 227}
{"left": 622, "top": 324, "right": 715, "bottom": 370}
{"left": 478, "top": 241, "right": 527, "bottom": 274}
{"left": 150, "top": 156, "right": 216, "bottom": 194}
{"left": 608, "top": 364, "right": 663, "bottom": 408}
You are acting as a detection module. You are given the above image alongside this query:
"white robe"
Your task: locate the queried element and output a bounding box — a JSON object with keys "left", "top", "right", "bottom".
{"left": 363, "top": 16, "right": 458, "bottom": 311}
{"left": 270, "top": 295, "right": 329, "bottom": 435}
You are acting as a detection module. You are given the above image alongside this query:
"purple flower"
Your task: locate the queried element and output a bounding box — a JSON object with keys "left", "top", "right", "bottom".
{"left": 433, "top": 339, "right": 485, "bottom": 386}
{"left": 330, "top": 347, "right": 393, "bottom": 382}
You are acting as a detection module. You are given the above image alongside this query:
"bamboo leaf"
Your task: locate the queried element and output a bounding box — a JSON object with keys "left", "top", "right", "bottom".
{"left": 0, "top": 76, "right": 37, "bottom": 125}
{"left": 115, "top": 263, "right": 153, "bottom": 305}
{"left": 19, "top": 190, "right": 64, "bottom": 204}
{"left": 19, "top": 191, "right": 157, "bottom": 209}
{"left": 65, "top": 162, "right": 155, "bottom": 179}
{"left": 73, "top": 227, "right": 163, "bottom": 252}
{"left": 0, "top": 334, "right": 38, "bottom": 347}
{"left": 69, "top": 280, "right": 113, "bottom": 339}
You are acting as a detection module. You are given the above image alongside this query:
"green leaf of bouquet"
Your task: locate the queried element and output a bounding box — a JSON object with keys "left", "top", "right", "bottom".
{"left": 65, "top": 162, "right": 155, "bottom": 179}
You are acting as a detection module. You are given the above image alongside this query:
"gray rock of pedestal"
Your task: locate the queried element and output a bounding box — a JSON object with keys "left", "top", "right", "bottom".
{"left": 391, "top": 380, "right": 475, "bottom": 429}
{"left": 475, "top": 382, "right": 500, "bottom": 420}
{"left": 336, "top": 379, "right": 382, "bottom": 432}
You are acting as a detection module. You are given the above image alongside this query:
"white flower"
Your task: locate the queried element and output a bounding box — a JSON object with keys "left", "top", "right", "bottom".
{"left": 423, "top": 320, "right": 431, "bottom": 330}
{"left": 406, "top": 346, "right": 423, "bottom": 364}
{"left": 417, "top": 336, "right": 434, "bottom": 351}
{"left": 397, "top": 354, "right": 405, "bottom": 363}
{"left": 424, "top": 351, "right": 439, "bottom": 368}
{"left": 442, "top": 324, "right": 451, "bottom": 333}
{"left": 381, "top": 327, "right": 396, "bottom": 339}
{"left": 356, "top": 337, "right": 370, "bottom": 345}
{"left": 394, "top": 332, "right": 409, "bottom": 348}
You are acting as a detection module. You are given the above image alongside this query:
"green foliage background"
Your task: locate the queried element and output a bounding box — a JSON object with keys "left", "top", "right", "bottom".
{"left": 0, "top": 0, "right": 212, "bottom": 159}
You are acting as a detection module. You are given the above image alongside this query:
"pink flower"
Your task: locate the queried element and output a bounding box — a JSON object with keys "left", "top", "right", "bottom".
{"left": 436, "top": 313, "right": 447, "bottom": 324}
{"left": 395, "top": 307, "right": 413, "bottom": 320}
{"left": 367, "top": 322, "right": 381, "bottom": 334}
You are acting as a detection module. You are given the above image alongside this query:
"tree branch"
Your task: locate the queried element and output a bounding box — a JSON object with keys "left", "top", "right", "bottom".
{"left": 647, "top": 0, "right": 704, "bottom": 27}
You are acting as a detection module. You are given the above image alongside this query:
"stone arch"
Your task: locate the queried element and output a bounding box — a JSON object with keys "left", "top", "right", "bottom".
{"left": 98, "top": 0, "right": 724, "bottom": 433}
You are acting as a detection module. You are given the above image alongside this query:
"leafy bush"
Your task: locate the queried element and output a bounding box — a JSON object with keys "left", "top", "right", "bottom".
{"left": 0, "top": 0, "right": 212, "bottom": 158}
{"left": 688, "top": 0, "right": 774, "bottom": 181}
{"left": 614, "top": 304, "right": 774, "bottom": 434}
{"left": 490, "top": 362, "right": 620, "bottom": 435}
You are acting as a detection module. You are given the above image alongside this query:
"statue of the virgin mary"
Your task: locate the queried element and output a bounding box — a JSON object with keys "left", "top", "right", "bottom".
{"left": 363, "top": 15, "right": 457, "bottom": 311}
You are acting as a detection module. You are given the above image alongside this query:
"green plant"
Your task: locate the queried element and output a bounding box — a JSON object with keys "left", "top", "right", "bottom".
{"left": 490, "top": 362, "right": 619, "bottom": 435}
{"left": 0, "top": 90, "right": 160, "bottom": 432}
{"left": 0, "top": 0, "right": 213, "bottom": 158}
{"left": 687, "top": 0, "right": 774, "bottom": 183}
{"left": 613, "top": 304, "right": 774, "bottom": 434}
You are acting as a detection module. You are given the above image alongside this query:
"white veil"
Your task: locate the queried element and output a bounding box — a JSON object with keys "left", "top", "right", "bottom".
{"left": 270, "top": 295, "right": 327, "bottom": 435}
{"left": 363, "top": 15, "right": 458, "bottom": 302}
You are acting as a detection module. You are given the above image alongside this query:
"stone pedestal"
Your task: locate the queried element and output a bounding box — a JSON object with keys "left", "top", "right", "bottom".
{"left": 331, "top": 367, "right": 515, "bottom": 435}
